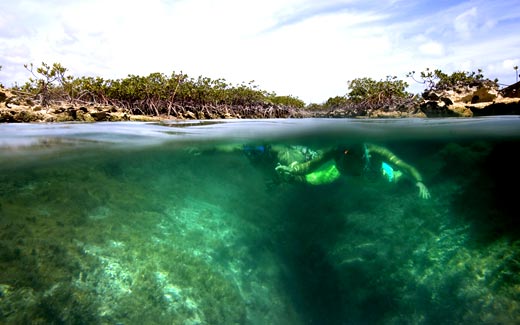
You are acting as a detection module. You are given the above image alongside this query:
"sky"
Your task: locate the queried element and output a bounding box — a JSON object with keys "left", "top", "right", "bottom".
{"left": 0, "top": 0, "right": 519, "bottom": 104}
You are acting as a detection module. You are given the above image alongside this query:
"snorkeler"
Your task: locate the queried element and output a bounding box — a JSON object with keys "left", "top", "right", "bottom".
{"left": 212, "top": 143, "right": 319, "bottom": 167}
{"left": 189, "top": 142, "right": 430, "bottom": 199}
{"left": 275, "top": 143, "right": 431, "bottom": 199}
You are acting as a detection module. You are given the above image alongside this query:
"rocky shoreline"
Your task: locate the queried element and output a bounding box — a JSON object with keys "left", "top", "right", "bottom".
{"left": 416, "top": 81, "right": 520, "bottom": 117}
{"left": 324, "top": 81, "right": 520, "bottom": 118}
{"left": 1, "top": 83, "right": 519, "bottom": 123}
{"left": 0, "top": 86, "right": 308, "bottom": 122}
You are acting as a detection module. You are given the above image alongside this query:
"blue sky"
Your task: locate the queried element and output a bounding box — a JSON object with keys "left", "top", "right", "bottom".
{"left": 1, "top": 0, "right": 519, "bottom": 103}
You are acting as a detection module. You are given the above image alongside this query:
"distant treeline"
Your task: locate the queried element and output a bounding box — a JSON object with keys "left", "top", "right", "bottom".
{"left": 313, "top": 68, "right": 499, "bottom": 113}
{"left": 1, "top": 62, "right": 501, "bottom": 116}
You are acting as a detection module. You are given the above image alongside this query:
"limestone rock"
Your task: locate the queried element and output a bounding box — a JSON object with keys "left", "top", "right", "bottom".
{"left": 419, "top": 82, "right": 520, "bottom": 117}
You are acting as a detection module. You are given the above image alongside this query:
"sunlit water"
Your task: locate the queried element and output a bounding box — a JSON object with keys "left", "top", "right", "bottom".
{"left": 1, "top": 117, "right": 519, "bottom": 324}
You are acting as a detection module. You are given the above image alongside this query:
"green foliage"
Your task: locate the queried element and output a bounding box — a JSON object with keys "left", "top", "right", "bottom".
{"left": 407, "top": 68, "right": 498, "bottom": 91}
{"left": 347, "top": 76, "right": 411, "bottom": 104}
{"left": 15, "top": 62, "right": 303, "bottom": 115}
{"left": 305, "top": 103, "right": 325, "bottom": 111}
{"left": 267, "top": 93, "right": 305, "bottom": 108}
{"left": 318, "top": 76, "right": 417, "bottom": 114}
{"left": 323, "top": 96, "right": 348, "bottom": 109}
{"left": 22, "top": 62, "right": 74, "bottom": 105}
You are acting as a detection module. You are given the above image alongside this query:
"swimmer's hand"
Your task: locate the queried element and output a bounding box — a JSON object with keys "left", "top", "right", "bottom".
{"left": 275, "top": 162, "right": 300, "bottom": 182}
{"left": 275, "top": 164, "right": 290, "bottom": 174}
{"left": 275, "top": 162, "right": 298, "bottom": 174}
{"left": 416, "top": 182, "right": 431, "bottom": 199}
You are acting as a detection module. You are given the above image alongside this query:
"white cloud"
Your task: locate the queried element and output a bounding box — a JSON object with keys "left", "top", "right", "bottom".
{"left": 498, "top": 59, "right": 520, "bottom": 84}
{"left": 453, "top": 7, "right": 478, "bottom": 39}
{"left": 502, "top": 59, "right": 519, "bottom": 70}
{"left": 418, "top": 41, "right": 444, "bottom": 56}
{"left": 1, "top": 0, "right": 520, "bottom": 102}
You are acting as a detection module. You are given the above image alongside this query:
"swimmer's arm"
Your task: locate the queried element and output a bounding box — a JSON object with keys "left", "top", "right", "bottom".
{"left": 367, "top": 144, "right": 430, "bottom": 199}
{"left": 186, "top": 143, "right": 244, "bottom": 155}
{"left": 276, "top": 149, "right": 336, "bottom": 175}
{"left": 215, "top": 143, "right": 247, "bottom": 152}
{"left": 366, "top": 144, "right": 423, "bottom": 182}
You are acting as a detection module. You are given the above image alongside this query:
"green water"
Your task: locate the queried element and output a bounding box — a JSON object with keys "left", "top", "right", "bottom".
{"left": 1, "top": 119, "right": 519, "bottom": 324}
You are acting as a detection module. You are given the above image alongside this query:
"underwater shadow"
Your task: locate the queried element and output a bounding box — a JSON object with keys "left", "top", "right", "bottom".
{"left": 269, "top": 182, "right": 351, "bottom": 325}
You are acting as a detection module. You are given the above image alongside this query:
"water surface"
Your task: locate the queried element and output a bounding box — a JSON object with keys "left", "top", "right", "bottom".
{"left": 1, "top": 117, "right": 519, "bottom": 324}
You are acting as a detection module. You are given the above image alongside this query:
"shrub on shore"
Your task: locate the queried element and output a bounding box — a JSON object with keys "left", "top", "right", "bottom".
{"left": 11, "top": 62, "right": 305, "bottom": 118}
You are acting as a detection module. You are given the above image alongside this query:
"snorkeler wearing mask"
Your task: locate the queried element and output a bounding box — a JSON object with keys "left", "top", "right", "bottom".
{"left": 275, "top": 143, "right": 431, "bottom": 199}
